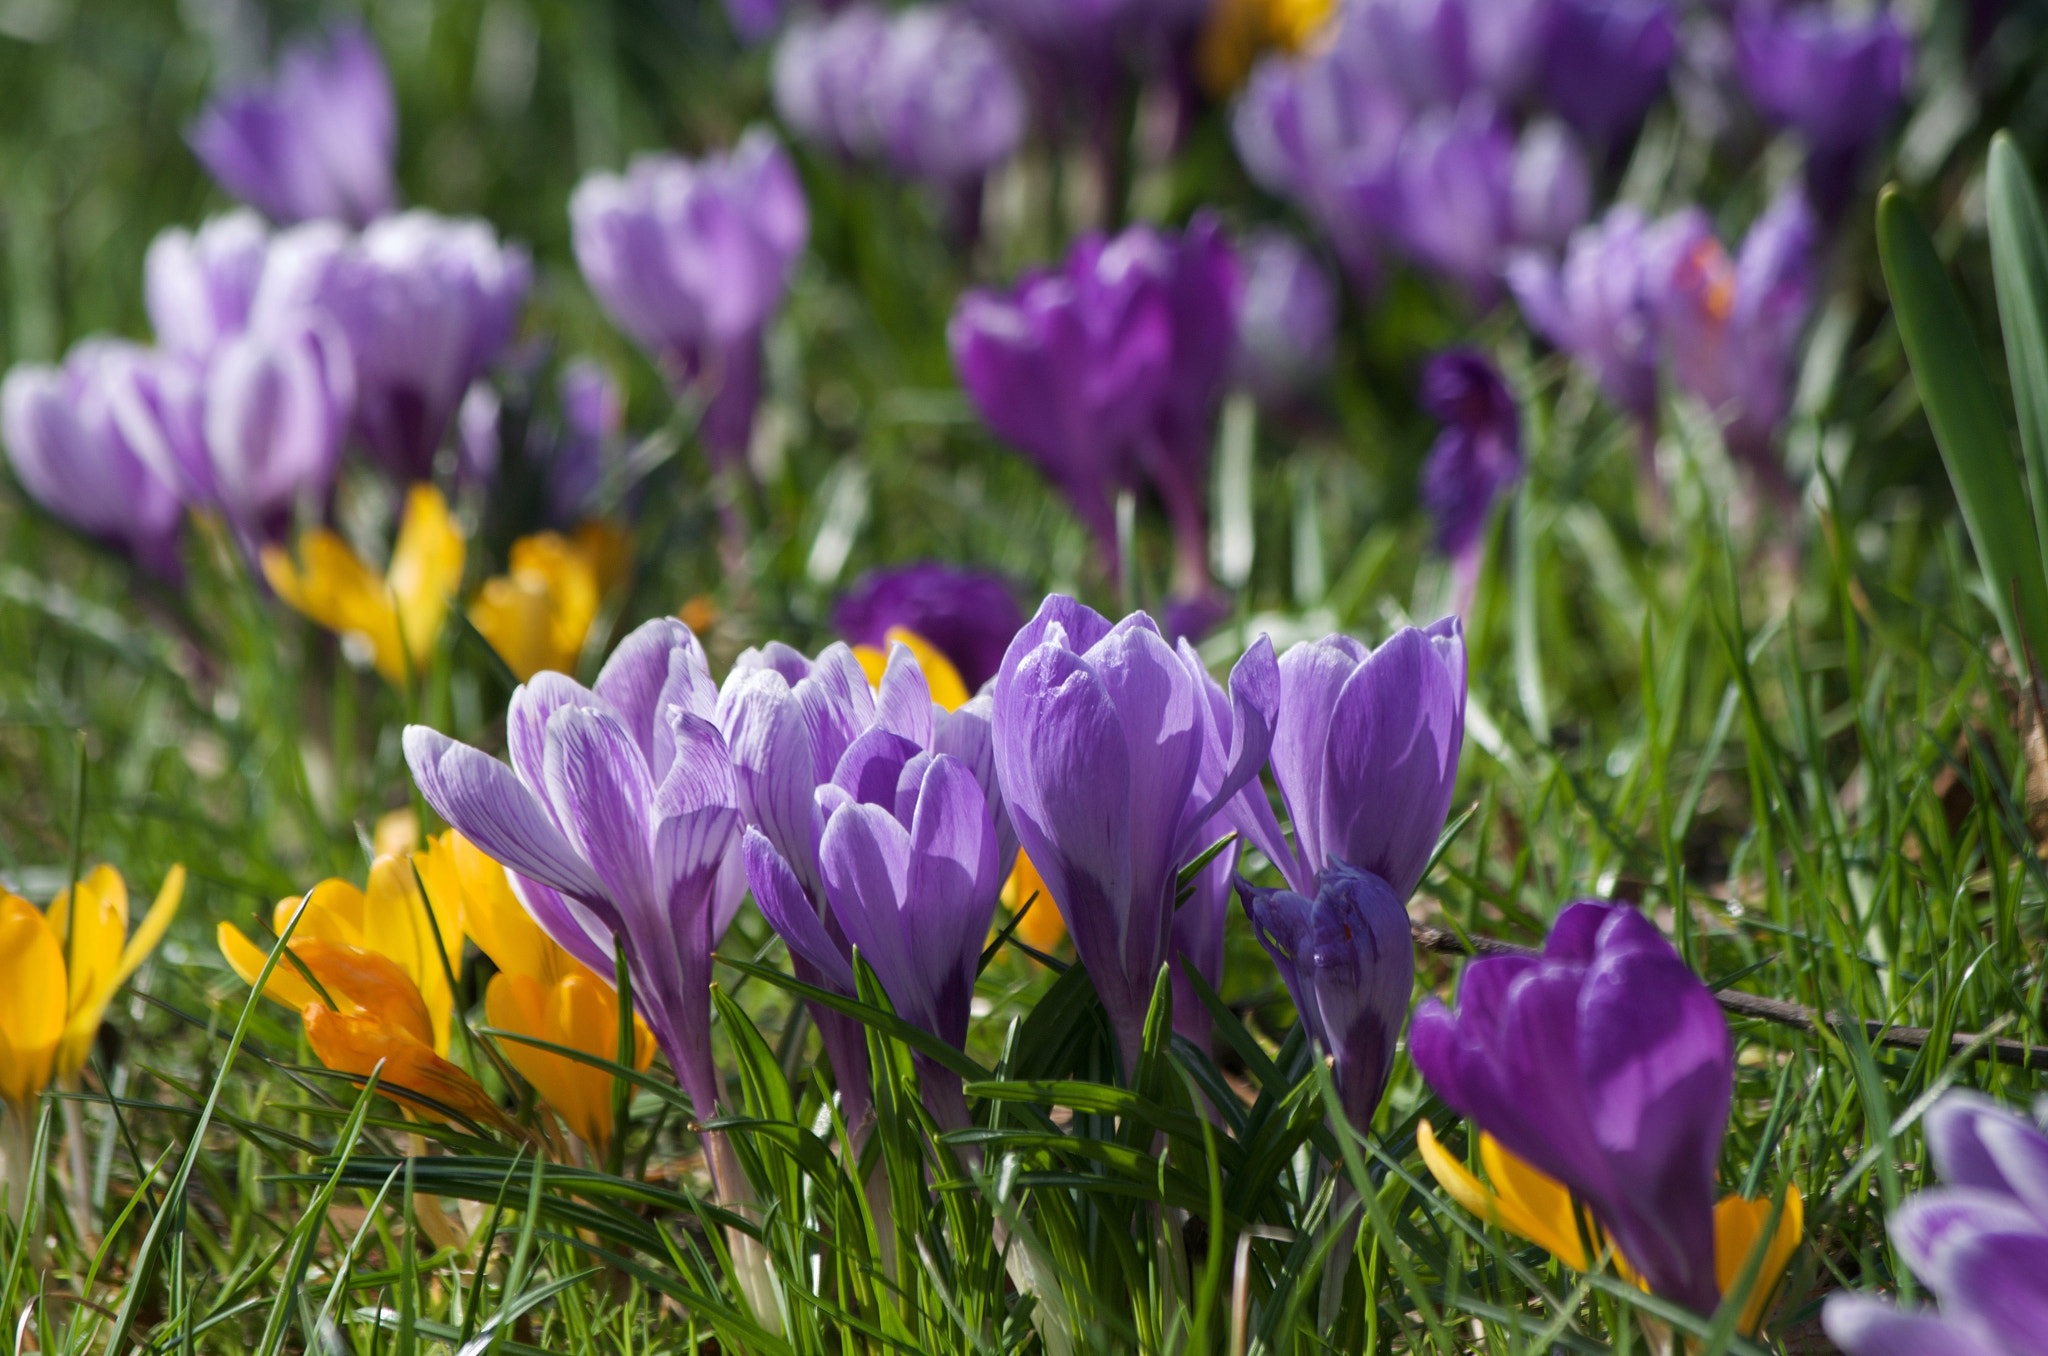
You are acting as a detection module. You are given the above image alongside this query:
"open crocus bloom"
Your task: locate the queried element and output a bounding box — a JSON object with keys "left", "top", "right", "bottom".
{"left": 262, "top": 483, "right": 466, "bottom": 685}
{"left": 0, "top": 864, "right": 186, "bottom": 1117}
{"left": 1418, "top": 1121, "right": 1804, "bottom": 1334}
{"left": 469, "top": 530, "right": 611, "bottom": 682}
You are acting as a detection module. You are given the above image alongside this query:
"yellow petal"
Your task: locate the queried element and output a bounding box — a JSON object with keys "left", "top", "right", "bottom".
{"left": 54, "top": 865, "right": 128, "bottom": 1040}
{"left": 217, "top": 921, "right": 325, "bottom": 1014}
{"left": 275, "top": 879, "right": 369, "bottom": 950}
{"left": 1715, "top": 1185, "right": 1804, "bottom": 1334}
{"left": 853, "top": 644, "right": 888, "bottom": 688}
{"left": 489, "top": 970, "right": 651, "bottom": 1153}
{"left": 373, "top": 809, "right": 421, "bottom": 858}
{"left": 511, "top": 531, "right": 601, "bottom": 671}
{"left": 358, "top": 854, "right": 460, "bottom": 1055}
{"left": 1001, "top": 851, "right": 1068, "bottom": 952}
{"left": 0, "top": 894, "right": 64, "bottom": 1114}
{"left": 1480, "top": 1133, "right": 1600, "bottom": 1271}
{"left": 115, "top": 864, "right": 184, "bottom": 987}
{"left": 387, "top": 483, "right": 465, "bottom": 674}
{"left": 572, "top": 519, "right": 631, "bottom": 597}
{"left": 54, "top": 865, "right": 185, "bottom": 1080}
{"left": 303, "top": 1002, "right": 514, "bottom": 1136}
{"left": 470, "top": 573, "right": 560, "bottom": 681}
{"left": 454, "top": 832, "right": 556, "bottom": 984}
{"left": 886, "top": 628, "right": 970, "bottom": 711}
{"left": 293, "top": 939, "right": 438, "bottom": 1051}
{"left": 269, "top": 529, "right": 406, "bottom": 680}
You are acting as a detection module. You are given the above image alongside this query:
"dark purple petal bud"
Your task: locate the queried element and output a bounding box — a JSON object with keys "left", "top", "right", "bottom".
{"left": 146, "top": 212, "right": 270, "bottom": 360}
{"left": 1240, "top": 862, "right": 1414, "bottom": 1132}
{"left": 187, "top": 22, "right": 397, "bottom": 227}
{"left": 1420, "top": 349, "right": 1522, "bottom": 559}
{"left": 1170, "top": 815, "right": 1237, "bottom": 1050}
{"left": 1, "top": 341, "right": 186, "bottom": 577}
{"left": 1409, "top": 900, "right": 1732, "bottom": 1317}
{"left": 1507, "top": 203, "right": 1661, "bottom": 424}
{"left": 833, "top": 561, "right": 1024, "bottom": 691}
{"left": 548, "top": 357, "right": 623, "bottom": 515}
{"left": 1538, "top": 0, "right": 1675, "bottom": 147}
{"left": 1233, "top": 228, "right": 1337, "bottom": 404}
{"left": 1735, "top": 4, "right": 1910, "bottom": 155}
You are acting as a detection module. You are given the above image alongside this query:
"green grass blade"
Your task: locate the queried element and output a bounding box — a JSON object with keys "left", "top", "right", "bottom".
{"left": 1987, "top": 131, "right": 2048, "bottom": 603}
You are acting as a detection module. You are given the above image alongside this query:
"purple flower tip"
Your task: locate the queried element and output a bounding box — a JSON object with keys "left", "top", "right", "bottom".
{"left": 832, "top": 562, "right": 1025, "bottom": 692}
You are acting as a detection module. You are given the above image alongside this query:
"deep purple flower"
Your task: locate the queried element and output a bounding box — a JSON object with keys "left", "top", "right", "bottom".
{"left": 402, "top": 620, "right": 747, "bottom": 1135}
{"left": 1410, "top": 900, "right": 1732, "bottom": 1317}
{"left": 1735, "top": 3, "right": 1910, "bottom": 213}
{"left": 553, "top": 358, "right": 624, "bottom": 516}
{"left": 145, "top": 212, "right": 270, "bottom": 361}
{"left": 833, "top": 562, "right": 1025, "bottom": 691}
{"left": 570, "top": 132, "right": 808, "bottom": 469}
{"left": 1538, "top": 0, "right": 1675, "bottom": 148}
{"left": 188, "top": 22, "right": 397, "bottom": 227}
{"left": 252, "top": 213, "right": 531, "bottom": 481}
{"left": 992, "top": 596, "right": 1278, "bottom": 1071}
{"left": 1420, "top": 350, "right": 1522, "bottom": 561}
{"left": 1144, "top": 216, "right": 1241, "bottom": 607}
{"left": 1648, "top": 188, "right": 1816, "bottom": 471}
{"left": 1232, "top": 228, "right": 1337, "bottom": 404}
{"left": 1507, "top": 204, "right": 1662, "bottom": 425}
{"left": 1228, "top": 619, "right": 1466, "bottom": 901}
{"left": 1240, "top": 864, "right": 1414, "bottom": 1132}
{"left": 1, "top": 341, "right": 186, "bottom": 577}
{"left": 1825, "top": 1092, "right": 2048, "bottom": 1356}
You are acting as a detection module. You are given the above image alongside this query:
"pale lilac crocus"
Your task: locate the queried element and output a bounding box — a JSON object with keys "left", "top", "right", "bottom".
{"left": 993, "top": 596, "right": 1278, "bottom": 1072}
{"left": 1412, "top": 900, "right": 1733, "bottom": 1315}
{"left": 144, "top": 212, "right": 270, "bottom": 361}
{"left": 188, "top": 22, "right": 397, "bottom": 227}
{"left": 1507, "top": 203, "right": 1662, "bottom": 431}
{"left": 772, "top": 7, "right": 894, "bottom": 162}
{"left": 1, "top": 342, "right": 186, "bottom": 577}
{"left": 1232, "top": 228, "right": 1337, "bottom": 405}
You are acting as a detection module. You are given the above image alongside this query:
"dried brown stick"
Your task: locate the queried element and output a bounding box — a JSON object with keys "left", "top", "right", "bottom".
{"left": 1411, "top": 923, "right": 2047, "bottom": 1070}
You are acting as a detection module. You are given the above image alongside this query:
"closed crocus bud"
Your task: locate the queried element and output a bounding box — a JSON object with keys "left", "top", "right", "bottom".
{"left": 194, "top": 316, "right": 356, "bottom": 539}
{"left": 1233, "top": 228, "right": 1337, "bottom": 404}
{"left": 187, "top": 22, "right": 397, "bottom": 227}
{"left": 145, "top": 211, "right": 270, "bottom": 360}
{"left": 1420, "top": 349, "right": 1522, "bottom": 564}
{"left": 868, "top": 7, "right": 1028, "bottom": 185}
{"left": 570, "top": 131, "right": 807, "bottom": 469}
{"left": 2, "top": 342, "right": 186, "bottom": 577}
{"left": 1538, "top": 0, "right": 1675, "bottom": 148}
{"left": 1735, "top": 3, "right": 1910, "bottom": 214}
{"left": 1507, "top": 203, "right": 1661, "bottom": 427}
{"left": 993, "top": 596, "right": 1277, "bottom": 1071}
{"left": 1240, "top": 863, "right": 1413, "bottom": 1132}
{"left": 773, "top": 7, "right": 892, "bottom": 159}
{"left": 833, "top": 562, "right": 1024, "bottom": 692}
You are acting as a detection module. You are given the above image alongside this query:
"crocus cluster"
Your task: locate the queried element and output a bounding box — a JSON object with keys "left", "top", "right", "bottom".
{"left": 570, "top": 131, "right": 809, "bottom": 473}
{"left": 949, "top": 216, "right": 1238, "bottom": 619}
{"left": 1824, "top": 1091, "right": 2048, "bottom": 1356}
{"left": 774, "top": 6, "right": 1027, "bottom": 190}
{"left": 1412, "top": 900, "right": 1804, "bottom": 1332}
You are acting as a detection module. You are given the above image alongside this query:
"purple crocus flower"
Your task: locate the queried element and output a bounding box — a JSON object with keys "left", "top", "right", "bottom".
{"left": 402, "top": 619, "right": 748, "bottom": 1146}
{"left": 145, "top": 212, "right": 270, "bottom": 361}
{"left": 188, "top": 22, "right": 397, "bottom": 228}
{"left": 992, "top": 596, "right": 1278, "bottom": 1071}
{"left": 1538, "top": 0, "right": 1675, "bottom": 148}
{"left": 251, "top": 213, "right": 531, "bottom": 482}
{"left": 773, "top": 7, "right": 894, "bottom": 161}
{"left": 1240, "top": 864, "right": 1414, "bottom": 1132}
{"left": 1648, "top": 188, "right": 1816, "bottom": 479}
{"left": 570, "top": 131, "right": 808, "bottom": 470}
{"left": 868, "top": 7, "right": 1028, "bottom": 185}
{"left": 1735, "top": 3, "right": 1911, "bottom": 215}
{"left": 1, "top": 341, "right": 186, "bottom": 577}
{"left": 1232, "top": 228, "right": 1337, "bottom": 405}
{"left": 833, "top": 562, "right": 1025, "bottom": 691}
{"left": 1420, "top": 349, "right": 1522, "bottom": 571}
{"left": 1390, "top": 101, "right": 1524, "bottom": 297}
{"left": 1507, "top": 204, "right": 1662, "bottom": 428}
{"left": 1824, "top": 1092, "right": 2048, "bottom": 1356}
{"left": 1409, "top": 900, "right": 1733, "bottom": 1318}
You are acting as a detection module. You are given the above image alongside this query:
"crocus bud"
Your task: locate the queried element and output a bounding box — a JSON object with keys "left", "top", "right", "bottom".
{"left": 570, "top": 131, "right": 808, "bottom": 469}
{"left": 145, "top": 212, "right": 270, "bottom": 360}
{"left": 187, "top": 22, "right": 397, "bottom": 227}
{"left": 833, "top": 562, "right": 1024, "bottom": 692}
{"left": 1507, "top": 203, "right": 1661, "bottom": 427}
{"left": 867, "top": 7, "right": 1027, "bottom": 185}
{"left": 1538, "top": 0, "right": 1675, "bottom": 148}
{"left": 773, "top": 8, "right": 893, "bottom": 160}
{"left": 192, "top": 316, "right": 356, "bottom": 539}
{"left": 1410, "top": 900, "right": 1733, "bottom": 1318}
{"left": 1240, "top": 863, "right": 1415, "bottom": 1133}
{"left": 1232, "top": 228, "right": 1337, "bottom": 404}
{"left": 2, "top": 342, "right": 186, "bottom": 577}
{"left": 1420, "top": 349, "right": 1522, "bottom": 563}
{"left": 1735, "top": 3, "right": 1910, "bottom": 214}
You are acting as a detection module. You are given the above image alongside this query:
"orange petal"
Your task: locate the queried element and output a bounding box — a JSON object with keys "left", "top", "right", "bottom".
{"left": 293, "top": 940, "right": 437, "bottom": 1051}
{"left": 218, "top": 921, "right": 326, "bottom": 1014}
{"left": 303, "top": 1003, "right": 514, "bottom": 1135}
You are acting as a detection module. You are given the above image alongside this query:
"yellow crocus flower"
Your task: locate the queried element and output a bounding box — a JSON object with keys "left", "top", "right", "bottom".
{"left": 852, "top": 627, "right": 971, "bottom": 712}
{"left": 469, "top": 531, "right": 605, "bottom": 682}
{"left": 999, "top": 850, "right": 1069, "bottom": 953}
{"left": 0, "top": 865, "right": 184, "bottom": 1119}
{"left": 452, "top": 833, "right": 653, "bottom": 1153}
{"left": 1418, "top": 1121, "right": 1803, "bottom": 1335}
{"left": 1197, "top": 0, "right": 1338, "bottom": 93}
{"left": 262, "top": 483, "right": 466, "bottom": 685}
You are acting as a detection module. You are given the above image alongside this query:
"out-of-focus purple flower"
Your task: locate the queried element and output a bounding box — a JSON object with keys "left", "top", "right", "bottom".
{"left": 833, "top": 562, "right": 1024, "bottom": 692}
{"left": 870, "top": 8, "right": 1028, "bottom": 185}
{"left": 773, "top": 8, "right": 893, "bottom": 160}
{"left": 1735, "top": 3, "right": 1910, "bottom": 213}
{"left": 570, "top": 132, "right": 808, "bottom": 470}
{"left": 1649, "top": 188, "right": 1816, "bottom": 471}
{"left": 1145, "top": 216, "right": 1241, "bottom": 608}
{"left": 145, "top": 212, "right": 270, "bottom": 361}
{"left": 1510, "top": 120, "right": 1593, "bottom": 252}
{"left": 993, "top": 596, "right": 1277, "bottom": 1071}
{"left": 188, "top": 22, "right": 397, "bottom": 227}
{"left": 252, "top": 213, "right": 531, "bottom": 481}
{"left": 403, "top": 620, "right": 748, "bottom": 1134}
{"left": 1410, "top": 900, "right": 1732, "bottom": 1317}
{"left": 1240, "top": 864, "right": 1414, "bottom": 1132}
{"left": 1825, "top": 1092, "right": 2048, "bottom": 1356}
{"left": 1391, "top": 101, "right": 1520, "bottom": 296}
{"left": 1539, "top": 0, "right": 1675, "bottom": 148}
{"left": 1, "top": 341, "right": 186, "bottom": 577}
{"left": 723, "top": 0, "right": 784, "bottom": 43}
{"left": 552, "top": 358, "right": 624, "bottom": 516}
{"left": 1233, "top": 228, "right": 1337, "bottom": 404}
{"left": 1507, "top": 204, "right": 1661, "bottom": 425}
{"left": 1420, "top": 349, "right": 1522, "bottom": 562}
{"left": 1227, "top": 619, "right": 1465, "bottom": 901}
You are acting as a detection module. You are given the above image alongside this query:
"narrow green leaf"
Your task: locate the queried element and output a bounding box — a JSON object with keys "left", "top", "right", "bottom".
{"left": 1987, "top": 130, "right": 2048, "bottom": 611}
